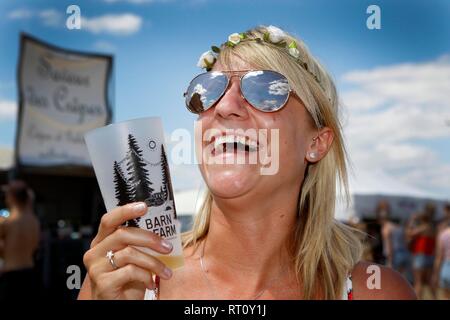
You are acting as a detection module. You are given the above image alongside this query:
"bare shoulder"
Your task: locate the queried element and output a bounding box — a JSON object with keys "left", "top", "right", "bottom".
{"left": 350, "top": 261, "right": 417, "bottom": 300}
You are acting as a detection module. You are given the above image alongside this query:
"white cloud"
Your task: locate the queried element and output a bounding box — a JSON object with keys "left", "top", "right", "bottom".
{"left": 193, "top": 83, "right": 207, "bottom": 96}
{"left": 81, "top": 14, "right": 143, "bottom": 35}
{"left": 7, "top": 8, "right": 62, "bottom": 27}
{"left": 340, "top": 90, "right": 386, "bottom": 111}
{"left": 342, "top": 55, "right": 450, "bottom": 111}
{"left": 8, "top": 8, "right": 143, "bottom": 35}
{"left": 401, "top": 164, "right": 450, "bottom": 190}
{"left": 268, "top": 79, "right": 289, "bottom": 95}
{"left": 341, "top": 55, "right": 450, "bottom": 197}
{"left": 344, "top": 103, "right": 450, "bottom": 148}
{"left": 38, "top": 9, "right": 63, "bottom": 27}
{"left": 0, "top": 100, "right": 17, "bottom": 121}
{"left": 8, "top": 8, "right": 33, "bottom": 19}
{"left": 349, "top": 142, "right": 438, "bottom": 171}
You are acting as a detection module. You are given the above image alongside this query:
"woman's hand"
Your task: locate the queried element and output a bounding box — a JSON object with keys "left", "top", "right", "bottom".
{"left": 82, "top": 202, "right": 174, "bottom": 300}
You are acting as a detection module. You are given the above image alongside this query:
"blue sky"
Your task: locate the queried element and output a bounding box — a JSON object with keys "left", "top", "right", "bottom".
{"left": 0, "top": 0, "right": 449, "bottom": 198}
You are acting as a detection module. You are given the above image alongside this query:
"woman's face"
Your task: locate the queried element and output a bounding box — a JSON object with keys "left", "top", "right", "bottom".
{"left": 195, "top": 58, "right": 321, "bottom": 200}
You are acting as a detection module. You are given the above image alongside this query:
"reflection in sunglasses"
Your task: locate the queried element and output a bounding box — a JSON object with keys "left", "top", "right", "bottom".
{"left": 185, "top": 70, "right": 292, "bottom": 114}
{"left": 189, "top": 92, "right": 204, "bottom": 114}
{"left": 268, "top": 79, "right": 289, "bottom": 96}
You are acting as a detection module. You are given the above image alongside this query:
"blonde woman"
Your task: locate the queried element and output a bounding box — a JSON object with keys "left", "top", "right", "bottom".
{"left": 78, "top": 25, "right": 416, "bottom": 300}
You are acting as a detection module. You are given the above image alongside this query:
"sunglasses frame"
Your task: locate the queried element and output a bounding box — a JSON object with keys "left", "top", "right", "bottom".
{"left": 183, "top": 69, "right": 296, "bottom": 114}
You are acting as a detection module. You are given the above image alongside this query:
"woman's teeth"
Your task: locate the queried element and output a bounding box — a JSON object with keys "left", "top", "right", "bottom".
{"left": 212, "top": 135, "right": 258, "bottom": 154}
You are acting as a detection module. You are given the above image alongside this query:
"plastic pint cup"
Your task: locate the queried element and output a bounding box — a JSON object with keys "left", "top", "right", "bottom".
{"left": 85, "top": 117, "right": 184, "bottom": 270}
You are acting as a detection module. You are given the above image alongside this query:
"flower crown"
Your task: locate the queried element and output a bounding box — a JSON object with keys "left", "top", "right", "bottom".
{"left": 197, "top": 26, "right": 322, "bottom": 88}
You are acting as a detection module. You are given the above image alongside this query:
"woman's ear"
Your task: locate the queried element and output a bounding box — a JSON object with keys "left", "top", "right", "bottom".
{"left": 305, "top": 127, "right": 334, "bottom": 163}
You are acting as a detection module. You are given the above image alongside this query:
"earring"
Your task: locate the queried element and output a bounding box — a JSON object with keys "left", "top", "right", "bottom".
{"left": 309, "top": 152, "right": 317, "bottom": 159}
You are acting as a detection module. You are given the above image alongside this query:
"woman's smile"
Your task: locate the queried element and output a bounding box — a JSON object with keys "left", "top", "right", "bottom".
{"left": 203, "top": 130, "right": 263, "bottom": 164}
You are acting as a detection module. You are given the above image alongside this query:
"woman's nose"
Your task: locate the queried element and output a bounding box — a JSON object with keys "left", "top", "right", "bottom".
{"left": 213, "top": 79, "right": 249, "bottom": 120}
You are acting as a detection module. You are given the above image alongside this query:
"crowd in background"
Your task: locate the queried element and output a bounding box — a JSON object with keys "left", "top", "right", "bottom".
{"left": 351, "top": 200, "right": 450, "bottom": 300}
{"left": 1, "top": 180, "right": 450, "bottom": 300}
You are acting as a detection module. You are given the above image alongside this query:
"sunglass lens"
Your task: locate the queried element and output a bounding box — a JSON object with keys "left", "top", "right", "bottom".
{"left": 185, "top": 72, "right": 228, "bottom": 113}
{"left": 241, "top": 70, "right": 290, "bottom": 112}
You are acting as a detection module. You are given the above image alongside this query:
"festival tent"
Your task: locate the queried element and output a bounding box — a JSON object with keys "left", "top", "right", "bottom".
{"left": 335, "top": 167, "right": 448, "bottom": 222}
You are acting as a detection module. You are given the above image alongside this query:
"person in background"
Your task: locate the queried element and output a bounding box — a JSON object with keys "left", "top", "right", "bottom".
{"left": 379, "top": 203, "right": 411, "bottom": 279}
{"left": 347, "top": 217, "right": 373, "bottom": 262}
{"left": 437, "top": 204, "right": 450, "bottom": 235}
{"left": 372, "top": 200, "right": 391, "bottom": 265}
{"left": 0, "top": 180, "right": 41, "bottom": 300}
{"left": 407, "top": 203, "right": 437, "bottom": 299}
{"left": 432, "top": 205, "right": 450, "bottom": 300}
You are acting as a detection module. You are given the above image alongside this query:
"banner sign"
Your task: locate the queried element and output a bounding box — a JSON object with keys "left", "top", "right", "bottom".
{"left": 15, "top": 33, "right": 113, "bottom": 169}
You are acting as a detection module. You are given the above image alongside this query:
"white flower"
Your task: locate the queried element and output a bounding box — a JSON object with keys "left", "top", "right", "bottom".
{"left": 266, "top": 25, "right": 286, "bottom": 43}
{"left": 228, "top": 33, "right": 241, "bottom": 45}
{"left": 197, "top": 50, "right": 216, "bottom": 69}
{"left": 289, "top": 47, "right": 300, "bottom": 58}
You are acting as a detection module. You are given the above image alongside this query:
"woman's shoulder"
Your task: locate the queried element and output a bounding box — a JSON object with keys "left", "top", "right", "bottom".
{"left": 350, "top": 261, "right": 417, "bottom": 300}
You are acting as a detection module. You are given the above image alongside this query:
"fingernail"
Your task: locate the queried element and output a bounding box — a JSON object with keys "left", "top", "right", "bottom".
{"left": 132, "top": 202, "right": 146, "bottom": 213}
{"left": 162, "top": 267, "right": 172, "bottom": 279}
{"left": 161, "top": 240, "right": 173, "bottom": 251}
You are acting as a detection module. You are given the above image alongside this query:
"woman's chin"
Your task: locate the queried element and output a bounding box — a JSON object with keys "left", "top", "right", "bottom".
{"left": 202, "top": 165, "right": 259, "bottom": 199}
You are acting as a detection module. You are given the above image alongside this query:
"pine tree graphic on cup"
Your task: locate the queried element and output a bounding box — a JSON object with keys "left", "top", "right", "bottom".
{"left": 86, "top": 118, "right": 185, "bottom": 272}
{"left": 113, "top": 161, "right": 133, "bottom": 205}
{"left": 113, "top": 134, "right": 176, "bottom": 227}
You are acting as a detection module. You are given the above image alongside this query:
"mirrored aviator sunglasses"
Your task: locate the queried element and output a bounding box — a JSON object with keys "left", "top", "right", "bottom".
{"left": 184, "top": 70, "right": 293, "bottom": 114}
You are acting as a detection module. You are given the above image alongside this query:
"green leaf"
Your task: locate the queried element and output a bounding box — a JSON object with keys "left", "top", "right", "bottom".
{"left": 226, "top": 41, "right": 235, "bottom": 47}
{"left": 263, "top": 32, "right": 270, "bottom": 42}
{"left": 211, "top": 46, "right": 221, "bottom": 53}
{"left": 204, "top": 57, "right": 216, "bottom": 70}
{"left": 239, "top": 33, "right": 247, "bottom": 39}
{"left": 288, "top": 41, "right": 297, "bottom": 49}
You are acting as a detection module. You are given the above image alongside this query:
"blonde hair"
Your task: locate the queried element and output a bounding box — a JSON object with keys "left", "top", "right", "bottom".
{"left": 182, "top": 25, "right": 362, "bottom": 299}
